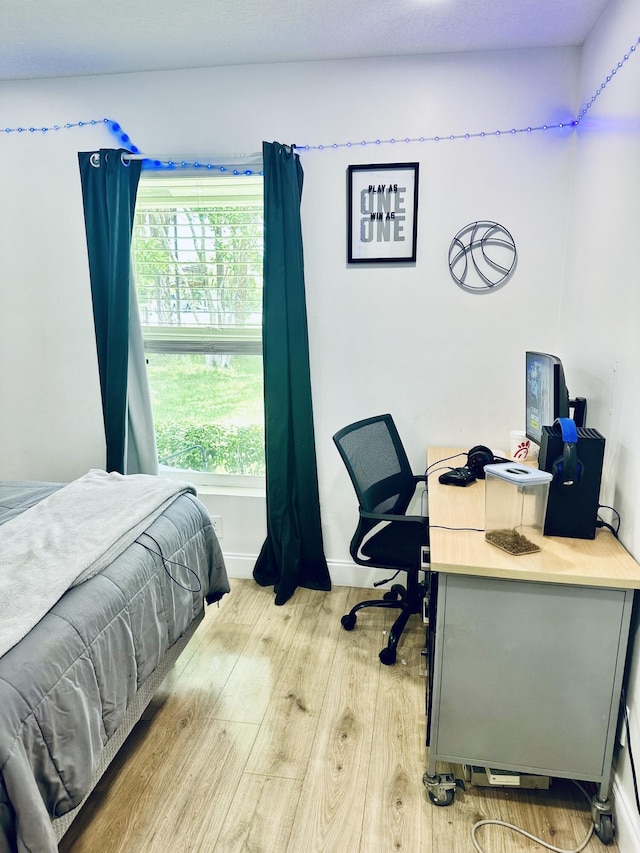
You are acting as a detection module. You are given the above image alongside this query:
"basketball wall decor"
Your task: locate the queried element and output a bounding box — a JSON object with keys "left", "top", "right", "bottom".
{"left": 448, "top": 221, "right": 517, "bottom": 293}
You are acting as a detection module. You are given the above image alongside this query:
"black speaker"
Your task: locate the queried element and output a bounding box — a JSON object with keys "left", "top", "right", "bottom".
{"left": 538, "top": 421, "right": 605, "bottom": 539}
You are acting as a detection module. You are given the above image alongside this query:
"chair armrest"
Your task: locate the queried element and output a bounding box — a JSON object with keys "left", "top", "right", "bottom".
{"left": 360, "top": 509, "right": 427, "bottom": 525}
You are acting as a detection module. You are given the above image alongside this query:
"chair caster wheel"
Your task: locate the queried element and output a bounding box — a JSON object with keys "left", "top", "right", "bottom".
{"left": 383, "top": 584, "right": 404, "bottom": 602}
{"left": 379, "top": 646, "right": 396, "bottom": 665}
{"left": 341, "top": 614, "right": 356, "bottom": 631}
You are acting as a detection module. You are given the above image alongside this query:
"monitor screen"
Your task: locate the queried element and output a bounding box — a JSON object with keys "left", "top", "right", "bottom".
{"left": 525, "top": 351, "right": 570, "bottom": 445}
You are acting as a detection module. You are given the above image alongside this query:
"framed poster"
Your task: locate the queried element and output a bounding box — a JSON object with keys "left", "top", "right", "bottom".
{"left": 347, "top": 162, "right": 419, "bottom": 263}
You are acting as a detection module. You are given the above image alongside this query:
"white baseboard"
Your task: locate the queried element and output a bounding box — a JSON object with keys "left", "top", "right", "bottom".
{"left": 327, "top": 559, "right": 404, "bottom": 588}
{"left": 222, "top": 553, "right": 397, "bottom": 589}
{"left": 222, "top": 552, "right": 259, "bottom": 579}
{"left": 612, "top": 771, "right": 640, "bottom": 853}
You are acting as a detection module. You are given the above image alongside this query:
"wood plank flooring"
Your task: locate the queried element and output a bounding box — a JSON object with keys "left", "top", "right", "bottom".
{"left": 59, "top": 578, "right": 614, "bottom": 852}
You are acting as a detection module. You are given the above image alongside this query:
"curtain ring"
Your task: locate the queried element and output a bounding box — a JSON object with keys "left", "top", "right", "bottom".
{"left": 121, "top": 152, "right": 130, "bottom": 167}
{"left": 90, "top": 152, "right": 101, "bottom": 168}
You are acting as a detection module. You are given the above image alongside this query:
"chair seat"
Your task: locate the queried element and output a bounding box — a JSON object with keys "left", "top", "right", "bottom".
{"left": 355, "top": 519, "right": 425, "bottom": 572}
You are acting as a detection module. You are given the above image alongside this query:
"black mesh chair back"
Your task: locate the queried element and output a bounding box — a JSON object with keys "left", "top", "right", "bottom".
{"left": 333, "top": 414, "right": 418, "bottom": 517}
{"left": 333, "top": 414, "right": 429, "bottom": 664}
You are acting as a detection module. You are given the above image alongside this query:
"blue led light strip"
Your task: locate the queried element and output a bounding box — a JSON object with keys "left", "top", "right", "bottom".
{"left": 295, "top": 35, "right": 640, "bottom": 152}
{"left": 137, "top": 158, "right": 263, "bottom": 175}
{"left": 1, "top": 117, "right": 139, "bottom": 150}
{"left": 0, "top": 117, "right": 262, "bottom": 173}
{"left": 576, "top": 36, "right": 639, "bottom": 122}
{"left": 295, "top": 122, "right": 576, "bottom": 151}
{"left": 2, "top": 35, "right": 637, "bottom": 167}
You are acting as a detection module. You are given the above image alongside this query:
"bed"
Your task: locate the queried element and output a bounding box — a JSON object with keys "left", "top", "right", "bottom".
{"left": 0, "top": 472, "right": 229, "bottom": 853}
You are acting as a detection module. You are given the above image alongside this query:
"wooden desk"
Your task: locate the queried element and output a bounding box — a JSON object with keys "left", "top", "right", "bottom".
{"left": 424, "top": 447, "right": 640, "bottom": 841}
{"left": 427, "top": 446, "right": 640, "bottom": 590}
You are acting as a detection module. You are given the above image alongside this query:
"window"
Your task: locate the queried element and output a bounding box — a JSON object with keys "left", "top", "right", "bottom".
{"left": 132, "top": 174, "right": 264, "bottom": 483}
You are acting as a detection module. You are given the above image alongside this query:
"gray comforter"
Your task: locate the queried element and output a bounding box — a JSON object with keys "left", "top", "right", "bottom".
{"left": 0, "top": 481, "right": 229, "bottom": 853}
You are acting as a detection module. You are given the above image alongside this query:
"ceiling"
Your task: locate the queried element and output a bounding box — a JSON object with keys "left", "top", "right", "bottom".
{"left": 0, "top": 0, "right": 613, "bottom": 82}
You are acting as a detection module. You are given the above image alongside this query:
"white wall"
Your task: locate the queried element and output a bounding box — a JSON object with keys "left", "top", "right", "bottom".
{"left": 567, "top": 0, "right": 640, "bottom": 848}
{"left": 0, "top": 127, "right": 106, "bottom": 480}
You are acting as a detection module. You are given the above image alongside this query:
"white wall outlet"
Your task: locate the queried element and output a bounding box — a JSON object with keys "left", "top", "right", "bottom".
{"left": 211, "top": 515, "right": 223, "bottom": 539}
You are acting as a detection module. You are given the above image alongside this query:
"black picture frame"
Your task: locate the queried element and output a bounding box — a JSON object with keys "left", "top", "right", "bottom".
{"left": 347, "top": 162, "right": 419, "bottom": 263}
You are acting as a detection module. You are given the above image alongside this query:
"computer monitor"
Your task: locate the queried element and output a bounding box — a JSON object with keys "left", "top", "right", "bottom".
{"left": 526, "top": 351, "right": 579, "bottom": 445}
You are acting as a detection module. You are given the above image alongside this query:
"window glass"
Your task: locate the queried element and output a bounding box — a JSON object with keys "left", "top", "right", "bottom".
{"left": 132, "top": 174, "right": 265, "bottom": 479}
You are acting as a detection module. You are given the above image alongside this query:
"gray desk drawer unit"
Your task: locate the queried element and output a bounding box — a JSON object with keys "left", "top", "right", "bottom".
{"left": 427, "top": 572, "right": 633, "bottom": 795}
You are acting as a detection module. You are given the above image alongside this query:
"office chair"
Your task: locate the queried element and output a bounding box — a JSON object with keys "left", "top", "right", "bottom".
{"left": 333, "top": 414, "right": 430, "bottom": 665}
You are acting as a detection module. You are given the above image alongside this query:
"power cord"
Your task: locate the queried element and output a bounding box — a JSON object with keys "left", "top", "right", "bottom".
{"left": 596, "top": 504, "right": 621, "bottom": 538}
{"left": 136, "top": 531, "right": 202, "bottom": 593}
{"left": 471, "top": 780, "right": 594, "bottom": 853}
{"left": 425, "top": 452, "right": 467, "bottom": 477}
{"left": 373, "top": 569, "right": 401, "bottom": 588}
{"left": 621, "top": 688, "right": 640, "bottom": 815}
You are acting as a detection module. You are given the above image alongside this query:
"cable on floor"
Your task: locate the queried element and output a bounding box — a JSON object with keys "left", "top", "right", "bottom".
{"left": 471, "top": 780, "right": 595, "bottom": 853}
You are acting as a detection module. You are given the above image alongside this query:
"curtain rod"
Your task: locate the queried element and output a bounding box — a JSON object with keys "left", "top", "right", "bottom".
{"left": 120, "top": 151, "right": 264, "bottom": 173}
{"left": 122, "top": 152, "right": 262, "bottom": 162}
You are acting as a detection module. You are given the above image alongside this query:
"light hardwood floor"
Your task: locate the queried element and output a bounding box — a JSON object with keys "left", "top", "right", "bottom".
{"left": 60, "top": 578, "right": 614, "bottom": 852}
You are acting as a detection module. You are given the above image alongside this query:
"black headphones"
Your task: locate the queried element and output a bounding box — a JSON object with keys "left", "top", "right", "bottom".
{"left": 552, "top": 417, "right": 583, "bottom": 486}
{"left": 467, "top": 445, "right": 509, "bottom": 479}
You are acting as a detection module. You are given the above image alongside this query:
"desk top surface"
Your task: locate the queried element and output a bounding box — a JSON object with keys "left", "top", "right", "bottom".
{"left": 427, "top": 446, "right": 640, "bottom": 589}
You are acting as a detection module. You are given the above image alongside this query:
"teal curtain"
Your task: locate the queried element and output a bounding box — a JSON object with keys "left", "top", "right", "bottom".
{"left": 253, "top": 141, "right": 330, "bottom": 605}
{"left": 78, "top": 149, "right": 142, "bottom": 474}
